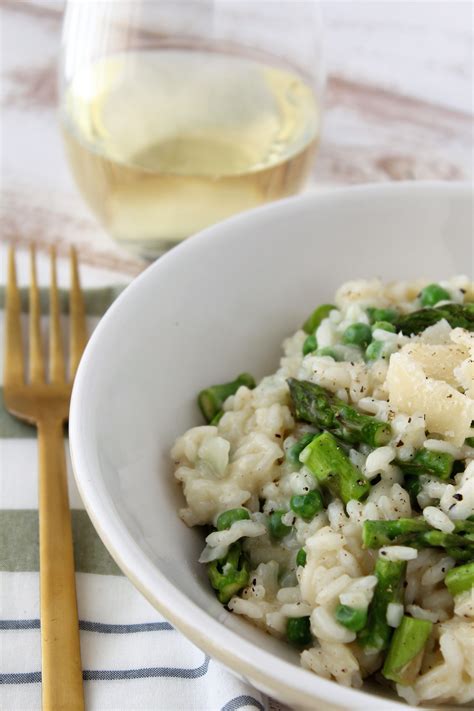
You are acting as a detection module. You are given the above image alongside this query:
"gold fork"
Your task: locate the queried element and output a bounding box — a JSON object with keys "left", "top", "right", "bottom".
{"left": 4, "top": 245, "right": 86, "bottom": 711}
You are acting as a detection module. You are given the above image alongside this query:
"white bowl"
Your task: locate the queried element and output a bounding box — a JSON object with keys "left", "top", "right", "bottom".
{"left": 70, "top": 182, "right": 472, "bottom": 711}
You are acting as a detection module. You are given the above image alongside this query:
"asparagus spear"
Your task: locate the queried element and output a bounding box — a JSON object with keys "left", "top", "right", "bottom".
{"left": 382, "top": 616, "right": 433, "bottom": 685}
{"left": 398, "top": 448, "right": 454, "bottom": 480}
{"left": 404, "top": 475, "right": 423, "bottom": 509}
{"left": 198, "top": 373, "right": 256, "bottom": 423}
{"left": 208, "top": 542, "right": 249, "bottom": 604}
{"left": 358, "top": 558, "right": 407, "bottom": 653}
{"left": 444, "top": 562, "right": 474, "bottom": 596}
{"left": 363, "top": 519, "right": 430, "bottom": 548}
{"left": 302, "top": 303, "right": 336, "bottom": 334}
{"left": 362, "top": 518, "right": 474, "bottom": 558}
{"left": 396, "top": 303, "right": 474, "bottom": 335}
{"left": 445, "top": 547, "right": 474, "bottom": 562}
{"left": 287, "top": 378, "right": 392, "bottom": 447}
{"left": 300, "top": 432, "right": 371, "bottom": 504}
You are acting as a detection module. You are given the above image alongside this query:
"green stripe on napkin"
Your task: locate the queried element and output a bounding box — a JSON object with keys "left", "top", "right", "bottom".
{"left": 0, "top": 286, "right": 124, "bottom": 316}
{"left": 0, "top": 510, "right": 122, "bottom": 575}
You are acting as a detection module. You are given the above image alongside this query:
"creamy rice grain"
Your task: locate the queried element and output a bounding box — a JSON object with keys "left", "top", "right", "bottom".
{"left": 423, "top": 506, "right": 455, "bottom": 533}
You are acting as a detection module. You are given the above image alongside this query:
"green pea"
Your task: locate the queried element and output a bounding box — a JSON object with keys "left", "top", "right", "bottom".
{"left": 216, "top": 508, "right": 250, "bottom": 531}
{"left": 342, "top": 323, "right": 372, "bottom": 348}
{"left": 420, "top": 283, "right": 451, "bottom": 307}
{"left": 290, "top": 490, "right": 324, "bottom": 521}
{"left": 302, "top": 334, "right": 317, "bottom": 356}
{"left": 296, "top": 548, "right": 307, "bottom": 567}
{"left": 366, "top": 307, "right": 398, "bottom": 324}
{"left": 372, "top": 320, "right": 396, "bottom": 333}
{"left": 286, "top": 433, "right": 317, "bottom": 467}
{"left": 286, "top": 616, "right": 312, "bottom": 646}
{"left": 268, "top": 511, "right": 292, "bottom": 539}
{"left": 335, "top": 604, "right": 368, "bottom": 632}
{"left": 365, "top": 340, "right": 385, "bottom": 362}
{"left": 315, "top": 347, "right": 342, "bottom": 361}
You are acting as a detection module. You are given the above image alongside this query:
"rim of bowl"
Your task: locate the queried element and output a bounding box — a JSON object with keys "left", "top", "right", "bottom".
{"left": 70, "top": 181, "right": 471, "bottom": 711}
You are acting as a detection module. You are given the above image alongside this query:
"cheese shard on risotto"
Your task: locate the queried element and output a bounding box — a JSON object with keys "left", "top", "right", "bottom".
{"left": 451, "top": 328, "right": 474, "bottom": 398}
{"left": 398, "top": 343, "right": 469, "bottom": 388}
{"left": 386, "top": 342, "right": 474, "bottom": 446}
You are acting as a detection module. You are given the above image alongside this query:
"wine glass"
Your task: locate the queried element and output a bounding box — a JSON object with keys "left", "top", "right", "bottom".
{"left": 59, "top": 1, "right": 324, "bottom": 259}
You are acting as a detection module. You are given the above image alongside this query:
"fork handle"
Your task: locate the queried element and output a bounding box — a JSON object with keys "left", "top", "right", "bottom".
{"left": 38, "top": 418, "right": 84, "bottom": 711}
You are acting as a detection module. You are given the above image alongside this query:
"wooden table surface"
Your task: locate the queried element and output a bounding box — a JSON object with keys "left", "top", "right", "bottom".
{"left": 1, "top": 0, "right": 472, "bottom": 277}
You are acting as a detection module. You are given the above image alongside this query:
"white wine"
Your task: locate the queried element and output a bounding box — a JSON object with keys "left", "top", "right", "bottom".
{"left": 61, "top": 50, "right": 320, "bottom": 257}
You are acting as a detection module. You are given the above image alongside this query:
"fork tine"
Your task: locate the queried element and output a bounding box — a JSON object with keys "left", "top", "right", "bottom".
{"left": 4, "top": 246, "right": 25, "bottom": 386}
{"left": 49, "top": 247, "right": 66, "bottom": 384}
{"left": 69, "top": 247, "right": 87, "bottom": 378}
{"left": 29, "top": 245, "right": 45, "bottom": 384}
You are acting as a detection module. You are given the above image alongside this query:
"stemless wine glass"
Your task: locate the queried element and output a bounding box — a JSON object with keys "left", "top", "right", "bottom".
{"left": 59, "top": 1, "right": 324, "bottom": 259}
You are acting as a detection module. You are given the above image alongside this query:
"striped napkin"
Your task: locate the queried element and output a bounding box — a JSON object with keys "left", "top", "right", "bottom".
{"left": 0, "top": 276, "right": 269, "bottom": 711}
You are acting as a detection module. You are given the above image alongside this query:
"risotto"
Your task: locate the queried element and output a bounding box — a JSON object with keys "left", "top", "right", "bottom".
{"left": 171, "top": 277, "right": 474, "bottom": 706}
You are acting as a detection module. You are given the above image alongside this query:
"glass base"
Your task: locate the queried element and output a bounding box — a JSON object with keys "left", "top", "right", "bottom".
{"left": 114, "top": 236, "right": 184, "bottom": 262}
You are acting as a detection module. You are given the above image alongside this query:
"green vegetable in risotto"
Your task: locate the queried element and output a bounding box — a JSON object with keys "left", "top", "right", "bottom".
{"left": 286, "top": 616, "right": 312, "bottom": 646}
{"left": 403, "top": 475, "right": 423, "bottom": 509}
{"left": 216, "top": 508, "right": 250, "bottom": 531}
{"left": 301, "top": 432, "right": 371, "bottom": 505}
{"left": 382, "top": 616, "right": 433, "bottom": 685}
{"left": 302, "top": 333, "right": 317, "bottom": 355}
{"left": 366, "top": 306, "right": 399, "bottom": 324}
{"left": 397, "top": 448, "right": 454, "bottom": 480}
{"left": 207, "top": 542, "right": 249, "bottom": 604}
{"left": 363, "top": 518, "right": 428, "bottom": 548}
{"left": 198, "top": 372, "right": 256, "bottom": 423}
{"left": 290, "top": 490, "right": 324, "bottom": 521}
{"left": 302, "top": 303, "right": 336, "bottom": 335}
{"left": 335, "top": 604, "right": 368, "bottom": 632}
{"left": 358, "top": 558, "right": 407, "bottom": 653}
{"left": 287, "top": 379, "right": 392, "bottom": 447}
{"left": 315, "top": 346, "right": 342, "bottom": 360}
{"left": 173, "top": 276, "right": 474, "bottom": 706}
{"left": 342, "top": 322, "right": 372, "bottom": 348}
{"left": 296, "top": 548, "right": 307, "bottom": 567}
{"left": 362, "top": 519, "right": 474, "bottom": 559}
{"left": 419, "top": 283, "right": 451, "bottom": 307}
{"left": 268, "top": 511, "right": 292, "bottom": 539}
{"left": 365, "top": 340, "right": 386, "bottom": 361}
{"left": 372, "top": 320, "right": 397, "bottom": 333}
{"left": 396, "top": 302, "right": 474, "bottom": 335}
{"left": 444, "top": 562, "right": 474, "bottom": 596}
{"left": 286, "top": 432, "right": 317, "bottom": 467}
